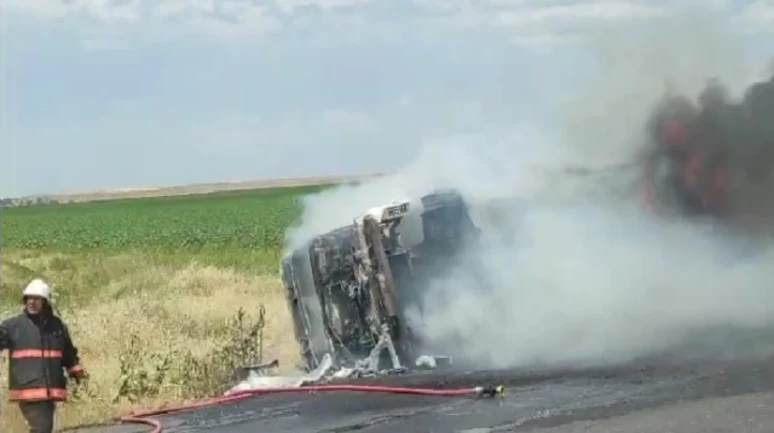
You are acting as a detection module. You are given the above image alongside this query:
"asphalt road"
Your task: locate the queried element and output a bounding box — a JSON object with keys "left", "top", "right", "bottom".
{"left": 67, "top": 354, "right": 774, "bottom": 433}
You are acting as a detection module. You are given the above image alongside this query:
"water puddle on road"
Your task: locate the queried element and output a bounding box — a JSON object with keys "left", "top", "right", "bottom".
{"left": 451, "top": 374, "right": 704, "bottom": 433}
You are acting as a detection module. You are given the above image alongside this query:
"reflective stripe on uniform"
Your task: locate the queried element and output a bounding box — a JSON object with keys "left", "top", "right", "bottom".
{"left": 3, "top": 312, "right": 81, "bottom": 403}
{"left": 8, "top": 387, "right": 67, "bottom": 401}
{"left": 11, "top": 349, "right": 63, "bottom": 358}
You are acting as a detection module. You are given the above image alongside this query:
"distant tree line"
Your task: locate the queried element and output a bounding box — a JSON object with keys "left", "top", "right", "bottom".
{"left": 0, "top": 197, "right": 60, "bottom": 207}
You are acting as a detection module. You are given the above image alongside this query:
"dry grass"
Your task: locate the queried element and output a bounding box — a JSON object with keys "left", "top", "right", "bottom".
{"left": 0, "top": 249, "right": 299, "bottom": 432}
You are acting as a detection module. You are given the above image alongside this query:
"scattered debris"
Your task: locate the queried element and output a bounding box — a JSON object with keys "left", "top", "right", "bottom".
{"left": 226, "top": 351, "right": 454, "bottom": 394}
{"left": 225, "top": 353, "right": 335, "bottom": 395}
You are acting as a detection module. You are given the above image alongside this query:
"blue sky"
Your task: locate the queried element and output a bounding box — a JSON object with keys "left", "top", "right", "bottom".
{"left": 1, "top": 0, "right": 773, "bottom": 197}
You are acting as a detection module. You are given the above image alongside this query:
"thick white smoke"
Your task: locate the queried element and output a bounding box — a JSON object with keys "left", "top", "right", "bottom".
{"left": 414, "top": 205, "right": 774, "bottom": 369}
{"left": 284, "top": 8, "right": 774, "bottom": 370}
{"left": 284, "top": 129, "right": 567, "bottom": 251}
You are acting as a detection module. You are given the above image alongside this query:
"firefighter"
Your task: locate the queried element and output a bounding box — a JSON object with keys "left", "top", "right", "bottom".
{"left": 0, "top": 279, "right": 86, "bottom": 433}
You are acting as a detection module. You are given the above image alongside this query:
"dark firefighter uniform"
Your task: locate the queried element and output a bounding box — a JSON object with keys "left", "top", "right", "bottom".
{"left": 0, "top": 279, "right": 85, "bottom": 433}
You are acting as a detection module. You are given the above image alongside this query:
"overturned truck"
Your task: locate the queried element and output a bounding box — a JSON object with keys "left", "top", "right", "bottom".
{"left": 280, "top": 189, "right": 480, "bottom": 372}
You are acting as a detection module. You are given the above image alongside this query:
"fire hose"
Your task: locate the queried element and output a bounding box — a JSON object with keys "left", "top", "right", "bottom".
{"left": 118, "top": 383, "right": 506, "bottom": 433}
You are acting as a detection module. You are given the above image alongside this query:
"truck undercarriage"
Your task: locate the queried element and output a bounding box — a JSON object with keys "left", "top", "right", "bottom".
{"left": 281, "top": 189, "right": 480, "bottom": 372}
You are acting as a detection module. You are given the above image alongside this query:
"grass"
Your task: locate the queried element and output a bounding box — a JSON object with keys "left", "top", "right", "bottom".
{"left": 2, "top": 185, "right": 329, "bottom": 254}
{"left": 0, "top": 184, "right": 334, "bottom": 431}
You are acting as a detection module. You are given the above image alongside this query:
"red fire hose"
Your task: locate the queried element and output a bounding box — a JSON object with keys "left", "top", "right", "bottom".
{"left": 118, "top": 383, "right": 505, "bottom": 433}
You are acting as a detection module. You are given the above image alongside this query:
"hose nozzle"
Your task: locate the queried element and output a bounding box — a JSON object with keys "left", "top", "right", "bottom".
{"left": 475, "top": 385, "right": 505, "bottom": 398}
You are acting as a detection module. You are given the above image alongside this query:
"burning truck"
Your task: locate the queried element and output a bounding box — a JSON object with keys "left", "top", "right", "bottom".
{"left": 280, "top": 189, "right": 481, "bottom": 372}
{"left": 277, "top": 73, "right": 774, "bottom": 374}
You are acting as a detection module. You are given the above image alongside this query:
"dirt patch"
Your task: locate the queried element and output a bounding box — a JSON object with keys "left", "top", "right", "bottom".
{"left": 19, "top": 173, "right": 385, "bottom": 204}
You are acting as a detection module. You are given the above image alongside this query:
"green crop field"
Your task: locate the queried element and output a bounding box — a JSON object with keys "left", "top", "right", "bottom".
{"left": 1, "top": 184, "right": 331, "bottom": 252}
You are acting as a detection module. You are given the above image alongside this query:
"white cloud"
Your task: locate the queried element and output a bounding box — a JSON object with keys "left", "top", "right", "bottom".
{"left": 152, "top": 0, "right": 195, "bottom": 19}
{"left": 497, "top": 1, "right": 664, "bottom": 26}
{"left": 738, "top": 0, "right": 774, "bottom": 27}
{"left": 485, "top": 1, "right": 666, "bottom": 47}
{"left": 5, "top": 0, "right": 772, "bottom": 49}
{"left": 88, "top": 0, "right": 143, "bottom": 24}
{"left": 273, "top": 0, "right": 377, "bottom": 14}
{"left": 4, "top": 0, "right": 75, "bottom": 18}
{"left": 6, "top": 0, "right": 143, "bottom": 23}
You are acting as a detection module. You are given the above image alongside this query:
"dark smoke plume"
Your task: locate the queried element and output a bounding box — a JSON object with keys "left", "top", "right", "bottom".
{"left": 644, "top": 73, "right": 774, "bottom": 229}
